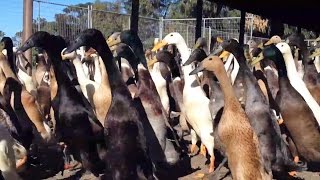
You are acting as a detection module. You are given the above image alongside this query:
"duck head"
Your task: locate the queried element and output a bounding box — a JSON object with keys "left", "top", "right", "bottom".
{"left": 183, "top": 48, "right": 207, "bottom": 66}
{"left": 247, "top": 39, "right": 258, "bottom": 50}
{"left": 107, "top": 31, "right": 121, "bottom": 49}
{"left": 64, "top": 29, "right": 110, "bottom": 56}
{"left": 194, "top": 37, "right": 207, "bottom": 50}
{"left": 251, "top": 44, "right": 282, "bottom": 66}
{"left": 276, "top": 42, "right": 292, "bottom": 56}
{"left": 152, "top": 32, "right": 186, "bottom": 52}
{"left": 0, "top": 37, "right": 14, "bottom": 52}
{"left": 310, "top": 46, "right": 320, "bottom": 58}
{"left": 189, "top": 55, "right": 221, "bottom": 75}
{"left": 286, "top": 33, "right": 306, "bottom": 49}
{"left": 265, "top": 35, "right": 282, "bottom": 46}
{"left": 18, "top": 31, "right": 52, "bottom": 52}
{"left": 19, "top": 31, "right": 66, "bottom": 56}
{"left": 107, "top": 30, "right": 147, "bottom": 68}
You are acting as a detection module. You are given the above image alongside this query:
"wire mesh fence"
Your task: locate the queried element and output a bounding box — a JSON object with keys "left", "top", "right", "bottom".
{"left": 30, "top": 0, "right": 315, "bottom": 50}
{"left": 33, "top": 0, "right": 88, "bottom": 43}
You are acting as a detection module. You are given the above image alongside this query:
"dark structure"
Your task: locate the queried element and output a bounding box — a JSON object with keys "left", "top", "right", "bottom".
{"left": 112, "top": 0, "right": 319, "bottom": 42}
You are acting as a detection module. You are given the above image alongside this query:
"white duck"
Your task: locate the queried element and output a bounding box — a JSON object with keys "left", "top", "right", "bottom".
{"left": 153, "top": 32, "right": 215, "bottom": 173}
{"left": 276, "top": 42, "right": 320, "bottom": 126}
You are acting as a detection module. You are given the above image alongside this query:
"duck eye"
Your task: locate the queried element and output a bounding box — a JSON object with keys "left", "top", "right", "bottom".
{"left": 281, "top": 45, "right": 284, "bottom": 47}
{"left": 170, "top": 34, "right": 173, "bottom": 37}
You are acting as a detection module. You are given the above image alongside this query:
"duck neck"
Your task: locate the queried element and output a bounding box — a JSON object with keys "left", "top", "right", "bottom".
{"left": 6, "top": 47, "right": 15, "bottom": 72}
{"left": 46, "top": 50, "right": 71, "bottom": 86}
{"left": 230, "top": 48, "right": 249, "bottom": 70}
{"left": 271, "top": 56, "right": 288, "bottom": 79}
{"left": 214, "top": 63, "right": 239, "bottom": 106}
{"left": 176, "top": 42, "right": 190, "bottom": 65}
{"left": 96, "top": 45, "right": 125, "bottom": 90}
{"left": 282, "top": 52, "right": 300, "bottom": 79}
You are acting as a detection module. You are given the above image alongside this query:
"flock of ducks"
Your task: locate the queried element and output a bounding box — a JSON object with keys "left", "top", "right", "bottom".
{"left": 0, "top": 28, "right": 318, "bottom": 180}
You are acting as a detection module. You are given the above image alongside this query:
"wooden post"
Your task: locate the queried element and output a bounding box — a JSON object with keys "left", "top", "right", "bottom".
{"left": 239, "top": 10, "right": 246, "bottom": 45}
{"left": 195, "top": 0, "right": 203, "bottom": 42}
{"left": 297, "top": 27, "right": 301, "bottom": 34}
{"left": 23, "top": 0, "right": 33, "bottom": 64}
{"left": 270, "top": 19, "right": 284, "bottom": 37}
{"left": 130, "top": 0, "right": 139, "bottom": 33}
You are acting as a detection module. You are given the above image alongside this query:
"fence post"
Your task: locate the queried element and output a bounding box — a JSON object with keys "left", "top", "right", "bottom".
{"left": 37, "top": 1, "right": 41, "bottom": 31}
{"left": 202, "top": 18, "right": 206, "bottom": 37}
{"left": 128, "top": 17, "right": 131, "bottom": 30}
{"left": 186, "top": 25, "right": 189, "bottom": 47}
{"left": 22, "top": 0, "right": 33, "bottom": 64}
{"left": 208, "top": 26, "right": 211, "bottom": 52}
{"left": 250, "top": 14, "right": 254, "bottom": 39}
{"left": 159, "top": 17, "right": 163, "bottom": 40}
{"left": 87, "top": 5, "right": 89, "bottom": 28}
{"left": 87, "top": 5, "right": 93, "bottom": 28}
{"left": 90, "top": 5, "right": 93, "bottom": 28}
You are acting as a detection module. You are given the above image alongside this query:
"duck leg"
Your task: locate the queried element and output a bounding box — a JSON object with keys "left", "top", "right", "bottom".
{"left": 200, "top": 143, "right": 207, "bottom": 157}
{"left": 190, "top": 129, "right": 198, "bottom": 155}
{"left": 209, "top": 155, "right": 215, "bottom": 173}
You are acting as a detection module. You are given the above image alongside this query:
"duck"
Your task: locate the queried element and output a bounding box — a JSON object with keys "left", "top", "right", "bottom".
{"left": 274, "top": 42, "right": 320, "bottom": 126}
{"left": 310, "top": 48, "right": 320, "bottom": 73}
{"left": 222, "top": 39, "right": 304, "bottom": 177}
{"left": 0, "top": 110, "right": 28, "bottom": 180}
{"left": 108, "top": 31, "right": 180, "bottom": 169}
{"left": 0, "top": 49, "right": 52, "bottom": 143}
{"left": 149, "top": 50, "right": 174, "bottom": 115}
{"left": 153, "top": 32, "right": 215, "bottom": 173}
{"left": 183, "top": 44, "right": 226, "bottom": 157}
{"left": 64, "top": 29, "right": 154, "bottom": 179}
{"left": 310, "top": 46, "right": 320, "bottom": 73}
{"left": 251, "top": 44, "right": 320, "bottom": 163}
{"left": 190, "top": 55, "right": 270, "bottom": 180}
{"left": 33, "top": 51, "right": 51, "bottom": 120}
{"left": 287, "top": 33, "right": 320, "bottom": 105}
{"left": 19, "top": 31, "right": 107, "bottom": 176}
{"left": 0, "top": 37, "right": 36, "bottom": 96}
{"left": 163, "top": 44, "right": 189, "bottom": 138}
{"left": 61, "top": 47, "right": 111, "bottom": 126}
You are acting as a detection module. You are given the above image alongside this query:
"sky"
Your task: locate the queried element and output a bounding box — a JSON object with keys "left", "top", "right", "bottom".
{"left": 0, "top": 0, "right": 115, "bottom": 38}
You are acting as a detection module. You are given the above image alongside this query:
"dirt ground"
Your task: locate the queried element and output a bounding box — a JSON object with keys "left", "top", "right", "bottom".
{"left": 17, "top": 133, "right": 319, "bottom": 180}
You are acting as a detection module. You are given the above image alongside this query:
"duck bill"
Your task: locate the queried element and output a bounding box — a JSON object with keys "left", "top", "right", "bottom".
{"left": 212, "top": 45, "right": 223, "bottom": 55}
{"left": 107, "top": 37, "right": 121, "bottom": 48}
{"left": 309, "top": 48, "right": 320, "bottom": 58}
{"left": 189, "top": 63, "right": 205, "bottom": 75}
{"left": 264, "top": 39, "right": 273, "bottom": 46}
{"left": 152, "top": 40, "right": 168, "bottom": 52}
{"left": 18, "top": 39, "right": 35, "bottom": 53}
{"left": 192, "top": 41, "right": 200, "bottom": 50}
{"left": 216, "top": 36, "right": 223, "bottom": 43}
{"left": 64, "top": 40, "right": 84, "bottom": 54}
{"left": 219, "top": 50, "right": 230, "bottom": 60}
{"left": 251, "top": 53, "right": 264, "bottom": 66}
{"left": 183, "top": 55, "right": 196, "bottom": 66}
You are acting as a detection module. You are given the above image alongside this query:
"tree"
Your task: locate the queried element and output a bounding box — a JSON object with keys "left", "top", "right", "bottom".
{"left": 0, "top": 31, "right": 5, "bottom": 40}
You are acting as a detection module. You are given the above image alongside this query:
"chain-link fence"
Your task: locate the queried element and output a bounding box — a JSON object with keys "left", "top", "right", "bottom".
{"left": 31, "top": 0, "right": 286, "bottom": 49}
{"left": 33, "top": 0, "right": 88, "bottom": 43}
